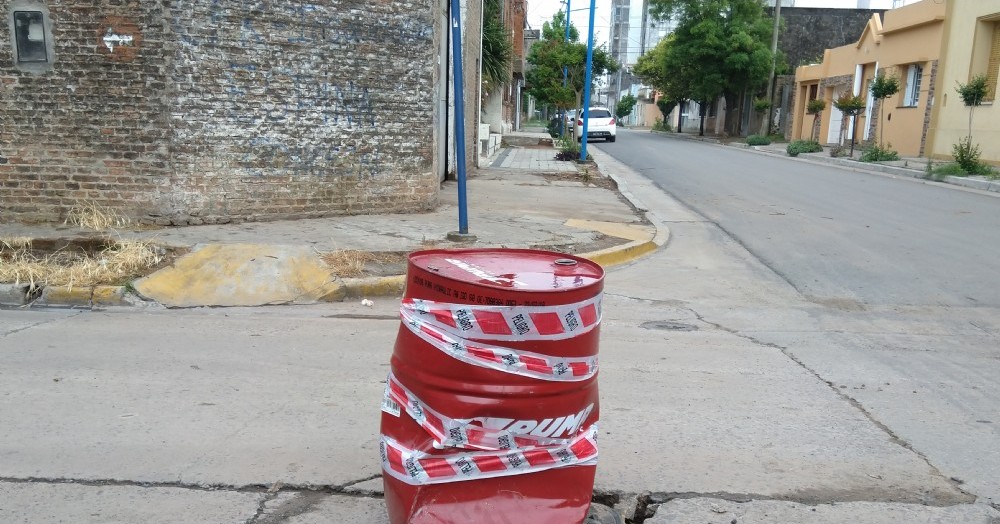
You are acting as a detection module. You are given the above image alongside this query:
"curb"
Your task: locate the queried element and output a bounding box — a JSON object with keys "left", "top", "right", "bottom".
{"left": 329, "top": 240, "right": 663, "bottom": 302}
{"left": 650, "top": 129, "right": 1000, "bottom": 195}
{"left": 0, "top": 283, "right": 140, "bottom": 309}
{"left": 3, "top": 155, "right": 668, "bottom": 308}
{"left": 1, "top": 236, "right": 662, "bottom": 308}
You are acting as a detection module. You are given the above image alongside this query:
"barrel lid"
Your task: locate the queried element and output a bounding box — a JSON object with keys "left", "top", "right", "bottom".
{"left": 409, "top": 249, "right": 603, "bottom": 292}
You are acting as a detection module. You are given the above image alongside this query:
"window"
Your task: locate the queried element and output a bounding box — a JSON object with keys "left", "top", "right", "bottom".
{"left": 986, "top": 22, "right": 1000, "bottom": 102}
{"left": 13, "top": 11, "right": 48, "bottom": 63}
{"left": 903, "top": 63, "right": 923, "bottom": 107}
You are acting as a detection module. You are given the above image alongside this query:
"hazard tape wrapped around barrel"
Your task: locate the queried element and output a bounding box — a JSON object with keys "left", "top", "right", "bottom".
{"left": 380, "top": 249, "right": 604, "bottom": 524}
{"left": 381, "top": 295, "right": 602, "bottom": 485}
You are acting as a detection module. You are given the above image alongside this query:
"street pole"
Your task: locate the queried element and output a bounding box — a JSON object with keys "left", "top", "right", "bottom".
{"left": 761, "top": 0, "right": 782, "bottom": 136}
{"left": 560, "top": 0, "right": 571, "bottom": 137}
{"left": 448, "top": 0, "right": 473, "bottom": 239}
{"left": 579, "top": 0, "right": 596, "bottom": 162}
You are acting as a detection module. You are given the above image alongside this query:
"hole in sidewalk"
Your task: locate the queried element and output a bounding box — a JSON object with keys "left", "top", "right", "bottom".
{"left": 640, "top": 320, "right": 698, "bottom": 331}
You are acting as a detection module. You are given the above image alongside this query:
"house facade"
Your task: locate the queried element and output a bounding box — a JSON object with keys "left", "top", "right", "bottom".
{"left": 791, "top": 0, "right": 945, "bottom": 156}
{"left": 925, "top": 1, "right": 1000, "bottom": 165}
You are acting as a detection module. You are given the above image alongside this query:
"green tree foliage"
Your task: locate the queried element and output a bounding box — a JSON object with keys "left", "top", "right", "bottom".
{"left": 634, "top": 36, "right": 676, "bottom": 97}
{"left": 526, "top": 12, "right": 618, "bottom": 121}
{"left": 646, "top": 0, "right": 775, "bottom": 135}
{"left": 481, "top": 0, "right": 513, "bottom": 92}
{"left": 806, "top": 98, "right": 826, "bottom": 142}
{"left": 956, "top": 74, "right": 988, "bottom": 142}
{"left": 869, "top": 72, "right": 900, "bottom": 147}
{"left": 833, "top": 93, "right": 865, "bottom": 155}
{"left": 656, "top": 98, "right": 678, "bottom": 120}
{"left": 616, "top": 94, "right": 637, "bottom": 120}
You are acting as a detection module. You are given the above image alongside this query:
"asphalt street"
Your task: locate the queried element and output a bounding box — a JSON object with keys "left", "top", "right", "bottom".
{"left": 593, "top": 131, "right": 1000, "bottom": 511}
{"left": 597, "top": 129, "right": 1000, "bottom": 307}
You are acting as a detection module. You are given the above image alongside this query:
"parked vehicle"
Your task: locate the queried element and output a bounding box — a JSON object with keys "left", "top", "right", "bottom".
{"left": 564, "top": 109, "right": 577, "bottom": 132}
{"left": 574, "top": 107, "right": 616, "bottom": 142}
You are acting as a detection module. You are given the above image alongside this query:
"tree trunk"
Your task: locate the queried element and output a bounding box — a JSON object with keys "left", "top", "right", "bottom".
{"left": 699, "top": 101, "right": 707, "bottom": 136}
{"left": 724, "top": 92, "right": 741, "bottom": 136}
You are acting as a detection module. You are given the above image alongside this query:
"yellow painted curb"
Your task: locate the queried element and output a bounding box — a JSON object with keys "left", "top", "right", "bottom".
{"left": 92, "top": 286, "right": 128, "bottom": 307}
{"left": 40, "top": 286, "right": 93, "bottom": 306}
{"left": 340, "top": 275, "right": 406, "bottom": 300}
{"left": 580, "top": 239, "right": 659, "bottom": 268}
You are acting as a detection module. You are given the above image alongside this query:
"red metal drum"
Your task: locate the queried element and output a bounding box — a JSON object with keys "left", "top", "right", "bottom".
{"left": 380, "top": 248, "right": 604, "bottom": 524}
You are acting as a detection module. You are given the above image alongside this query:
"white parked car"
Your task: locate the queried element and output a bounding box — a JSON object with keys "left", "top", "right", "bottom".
{"left": 574, "top": 107, "right": 616, "bottom": 143}
{"left": 564, "top": 109, "right": 577, "bottom": 132}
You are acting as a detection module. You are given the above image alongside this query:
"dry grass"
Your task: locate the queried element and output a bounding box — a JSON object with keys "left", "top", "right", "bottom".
{"left": 0, "top": 238, "right": 163, "bottom": 290}
{"left": 64, "top": 201, "right": 132, "bottom": 231}
{"left": 1, "top": 236, "right": 33, "bottom": 251}
{"left": 320, "top": 250, "right": 407, "bottom": 278}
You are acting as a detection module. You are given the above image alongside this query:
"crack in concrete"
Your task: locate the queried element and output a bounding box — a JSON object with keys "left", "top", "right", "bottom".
{"left": 683, "top": 307, "right": 977, "bottom": 505}
{"left": 0, "top": 309, "right": 86, "bottom": 337}
{"left": 250, "top": 491, "right": 325, "bottom": 524}
{"left": 623, "top": 489, "right": 994, "bottom": 524}
{"left": 0, "top": 475, "right": 383, "bottom": 498}
{"left": 244, "top": 492, "right": 277, "bottom": 524}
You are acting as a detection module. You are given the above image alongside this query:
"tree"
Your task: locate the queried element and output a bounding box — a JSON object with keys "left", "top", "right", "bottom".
{"left": 647, "top": 0, "right": 775, "bottom": 136}
{"left": 634, "top": 36, "right": 675, "bottom": 95}
{"left": 954, "top": 74, "right": 989, "bottom": 174}
{"left": 806, "top": 98, "right": 825, "bottom": 142}
{"left": 481, "top": 0, "right": 513, "bottom": 94}
{"left": 956, "top": 74, "right": 988, "bottom": 143}
{"left": 833, "top": 92, "right": 865, "bottom": 156}
{"left": 869, "top": 72, "right": 900, "bottom": 147}
{"left": 526, "top": 12, "right": 618, "bottom": 135}
{"left": 616, "top": 94, "right": 637, "bottom": 121}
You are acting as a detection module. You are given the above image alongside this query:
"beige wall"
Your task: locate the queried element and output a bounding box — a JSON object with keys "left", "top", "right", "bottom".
{"left": 791, "top": 0, "right": 945, "bottom": 156}
{"left": 926, "top": 1, "right": 1000, "bottom": 164}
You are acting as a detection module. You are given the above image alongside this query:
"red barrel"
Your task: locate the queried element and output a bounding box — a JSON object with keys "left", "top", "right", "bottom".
{"left": 380, "top": 248, "right": 604, "bottom": 524}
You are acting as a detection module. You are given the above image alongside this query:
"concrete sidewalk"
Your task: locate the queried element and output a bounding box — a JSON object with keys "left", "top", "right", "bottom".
{"left": 653, "top": 129, "right": 1000, "bottom": 194}
{"left": 0, "top": 138, "right": 667, "bottom": 308}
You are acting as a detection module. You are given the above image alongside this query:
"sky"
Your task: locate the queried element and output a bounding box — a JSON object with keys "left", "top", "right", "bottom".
{"left": 525, "top": 0, "right": 907, "bottom": 51}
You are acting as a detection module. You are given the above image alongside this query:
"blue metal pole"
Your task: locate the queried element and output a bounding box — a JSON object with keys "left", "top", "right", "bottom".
{"left": 561, "top": 0, "right": 570, "bottom": 137}
{"left": 450, "top": 0, "right": 469, "bottom": 234}
{"left": 579, "top": 0, "right": 596, "bottom": 161}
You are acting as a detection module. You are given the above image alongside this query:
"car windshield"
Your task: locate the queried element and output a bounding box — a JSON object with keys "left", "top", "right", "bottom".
{"left": 586, "top": 109, "right": 611, "bottom": 118}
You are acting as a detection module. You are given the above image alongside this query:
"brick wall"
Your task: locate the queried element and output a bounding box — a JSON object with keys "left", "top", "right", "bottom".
{"left": 1, "top": 1, "right": 170, "bottom": 223}
{"left": 1, "top": 0, "right": 440, "bottom": 225}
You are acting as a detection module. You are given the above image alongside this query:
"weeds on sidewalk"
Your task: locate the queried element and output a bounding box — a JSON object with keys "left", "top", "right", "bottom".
{"left": 320, "top": 250, "right": 408, "bottom": 278}
{"left": 1, "top": 202, "right": 165, "bottom": 292}
{"left": 0, "top": 237, "right": 163, "bottom": 291}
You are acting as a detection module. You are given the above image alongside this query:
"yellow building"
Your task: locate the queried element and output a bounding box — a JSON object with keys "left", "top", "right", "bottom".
{"left": 791, "top": 0, "right": 946, "bottom": 157}
{"left": 926, "top": 1, "right": 1000, "bottom": 165}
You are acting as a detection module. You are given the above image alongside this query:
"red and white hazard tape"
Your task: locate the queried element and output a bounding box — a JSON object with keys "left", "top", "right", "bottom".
{"left": 401, "top": 296, "right": 602, "bottom": 342}
{"left": 401, "top": 308, "right": 599, "bottom": 381}
{"left": 382, "top": 372, "right": 577, "bottom": 451}
{"left": 380, "top": 424, "right": 599, "bottom": 486}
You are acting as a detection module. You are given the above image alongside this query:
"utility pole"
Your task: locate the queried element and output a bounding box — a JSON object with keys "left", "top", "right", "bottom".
{"left": 560, "top": 0, "right": 571, "bottom": 137}
{"left": 579, "top": 0, "right": 597, "bottom": 162}
{"left": 761, "top": 0, "right": 782, "bottom": 136}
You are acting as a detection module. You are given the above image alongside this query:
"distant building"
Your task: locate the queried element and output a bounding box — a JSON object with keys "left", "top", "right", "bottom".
{"left": 608, "top": 0, "right": 673, "bottom": 125}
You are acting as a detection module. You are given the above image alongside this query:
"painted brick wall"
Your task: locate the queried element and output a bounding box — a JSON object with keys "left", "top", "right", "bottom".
{"left": 1, "top": 0, "right": 440, "bottom": 225}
